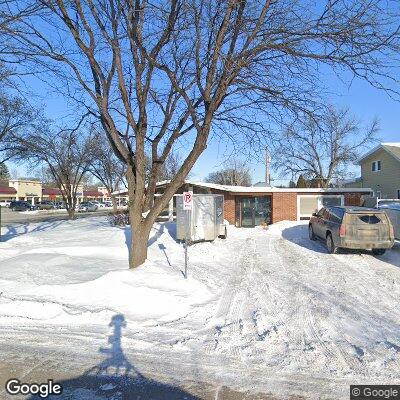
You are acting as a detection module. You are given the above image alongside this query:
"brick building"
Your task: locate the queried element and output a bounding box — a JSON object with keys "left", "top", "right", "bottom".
{"left": 140, "top": 181, "right": 372, "bottom": 227}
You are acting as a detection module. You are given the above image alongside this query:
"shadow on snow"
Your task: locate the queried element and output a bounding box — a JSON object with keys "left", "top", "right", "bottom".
{"left": 0, "top": 220, "right": 65, "bottom": 242}
{"left": 28, "top": 314, "right": 200, "bottom": 400}
{"left": 122, "top": 221, "right": 178, "bottom": 262}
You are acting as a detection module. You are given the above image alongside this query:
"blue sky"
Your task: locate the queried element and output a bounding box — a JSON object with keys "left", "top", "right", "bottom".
{"left": 7, "top": 63, "right": 399, "bottom": 185}
{"left": 191, "top": 74, "right": 399, "bottom": 184}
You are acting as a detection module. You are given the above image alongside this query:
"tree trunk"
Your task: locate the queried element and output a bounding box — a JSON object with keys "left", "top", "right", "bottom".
{"left": 111, "top": 194, "right": 118, "bottom": 213}
{"left": 130, "top": 226, "right": 149, "bottom": 268}
{"left": 67, "top": 207, "right": 76, "bottom": 219}
{"left": 126, "top": 164, "right": 153, "bottom": 268}
{"left": 129, "top": 212, "right": 153, "bottom": 269}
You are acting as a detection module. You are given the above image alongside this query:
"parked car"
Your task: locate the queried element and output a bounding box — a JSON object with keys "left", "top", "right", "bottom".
{"left": 36, "top": 200, "right": 56, "bottom": 210}
{"left": 9, "top": 200, "right": 36, "bottom": 212}
{"left": 0, "top": 200, "right": 11, "bottom": 207}
{"left": 90, "top": 200, "right": 106, "bottom": 208}
{"left": 378, "top": 201, "right": 400, "bottom": 240}
{"left": 78, "top": 201, "right": 98, "bottom": 212}
{"left": 309, "top": 206, "right": 395, "bottom": 255}
{"left": 53, "top": 201, "right": 66, "bottom": 209}
{"left": 104, "top": 201, "right": 113, "bottom": 208}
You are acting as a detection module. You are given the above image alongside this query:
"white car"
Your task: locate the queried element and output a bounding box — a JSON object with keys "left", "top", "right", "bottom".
{"left": 78, "top": 202, "right": 98, "bottom": 212}
{"left": 90, "top": 200, "right": 106, "bottom": 208}
{"left": 0, "top": 200, "right": 11, "bottom": 207}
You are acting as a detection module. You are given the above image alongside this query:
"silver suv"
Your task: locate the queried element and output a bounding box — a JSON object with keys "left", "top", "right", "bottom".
{"left": 309, "top": 206, "right": 395, "bottom": 255}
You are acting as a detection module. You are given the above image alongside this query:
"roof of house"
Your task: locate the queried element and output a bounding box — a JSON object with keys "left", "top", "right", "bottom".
{"left": 357, "top": 142, "right": 400, "bottom": 164}
{"left": 112, "top": 180, "right": 372, "bottom": 195}
{"left": 0, "top": 186, "right": 17, "bottom": 195}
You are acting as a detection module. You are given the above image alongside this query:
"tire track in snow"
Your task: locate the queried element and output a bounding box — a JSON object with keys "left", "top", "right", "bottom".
{"left": 268, "top": 235, "right": 317, "bottom": 369}
{"left": 273, "top": 235, "right": 362, "bottom": 373}
{"left": 275, "top": 228, "right": 400, "bottom": 376}
{"left": 205, "top": 236, "right": 262, "bottom": 358}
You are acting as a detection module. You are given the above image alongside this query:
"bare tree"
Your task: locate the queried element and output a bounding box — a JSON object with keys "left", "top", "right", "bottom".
{"left": 3, "top": 1, "right": 400, "bottom": 267}
{"left": 0, "top": 2, "right": 42, "bottom": 160}
{"left": 0, "top": 93, "right": 35, "bottom": 162}
{"left": 206, "top": 159, "right": 252, "bottom": 186}
{"left": 88, "top": 129, "right": 126, "bottom": 212}
{"left": 275, "top": 107, "right": 379, "bottom": 187}
{"left": 159, "top": 151, "right": 184, "bottom": 182}
{"left": 16, "top": 123, "right": 93, "bottom": 219}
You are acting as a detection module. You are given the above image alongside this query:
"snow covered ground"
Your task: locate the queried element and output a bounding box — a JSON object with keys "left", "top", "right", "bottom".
{"left": 0, "top": 217, "right": 399, "bottom": 399}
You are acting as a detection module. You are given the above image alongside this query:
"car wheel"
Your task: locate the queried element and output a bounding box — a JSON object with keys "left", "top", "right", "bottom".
{"left": 326, "top": 234, "right": 337, "bottom": 254}
{"left": 372, "top": 248, "right": 386, "bottom": 256}
{"left": 309, "top": 225, "right": 316, "bottom": 241}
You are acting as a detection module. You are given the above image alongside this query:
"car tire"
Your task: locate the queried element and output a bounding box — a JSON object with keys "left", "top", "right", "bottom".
{"left": 326, "top": 234, "right": 337, "bottom": 254}
{"left": 309, "top": 225, "right": 316, "bottom": 241}
{"left": 372, "top": 248, "right": 386, "bottom": 256}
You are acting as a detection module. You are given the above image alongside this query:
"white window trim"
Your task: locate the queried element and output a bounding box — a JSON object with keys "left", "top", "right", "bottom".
{"left": 376, "top": 190, "right": 381, "bottom": 199}
{"left": 371, "top": 160, "right": 382, "bottom": 172}
{"left": 297, "top": 194, "right": 344, "bottom": 221}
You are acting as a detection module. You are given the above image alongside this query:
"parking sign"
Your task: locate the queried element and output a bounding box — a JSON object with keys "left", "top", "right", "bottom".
{"left": 183, "top": 191, "right": 193, "bottom": 211}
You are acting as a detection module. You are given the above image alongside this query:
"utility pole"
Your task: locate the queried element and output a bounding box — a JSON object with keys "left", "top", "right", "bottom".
{"left": 265, "top": 148, "right": 271, "bottom": 186}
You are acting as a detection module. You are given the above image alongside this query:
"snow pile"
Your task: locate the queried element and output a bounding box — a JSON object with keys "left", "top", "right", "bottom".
{"left": 0, "top": 268, "right": 212, "bottom": 324}
{"left": 0, "top": 218, "right": 214, "bottom": 325}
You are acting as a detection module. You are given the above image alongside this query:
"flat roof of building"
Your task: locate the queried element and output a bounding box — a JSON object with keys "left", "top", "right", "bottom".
{"left": 113, "top": 180, "right": 372, "bottom": 195}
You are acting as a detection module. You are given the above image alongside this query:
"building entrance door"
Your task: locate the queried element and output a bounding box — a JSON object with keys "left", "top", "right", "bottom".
{"left": 239, "top": 196, "right": 271, "bottom": 227}
{"left": 241, "top": 197, "right": 254, "bottom": 227}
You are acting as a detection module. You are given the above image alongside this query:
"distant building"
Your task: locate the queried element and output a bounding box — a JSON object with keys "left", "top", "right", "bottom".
{"left": 0, "top": 180, "right": 122, "bottom": 204}
{"left": 0, "top": 183, "right": 17, "bottom": 202}
{"left": 8, "top": 179, "right": 42, "bottom": 203}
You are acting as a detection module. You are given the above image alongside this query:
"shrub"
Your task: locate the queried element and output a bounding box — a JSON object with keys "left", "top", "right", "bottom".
{"left": 108, "top": 209, "right": 130, "bottom": 226}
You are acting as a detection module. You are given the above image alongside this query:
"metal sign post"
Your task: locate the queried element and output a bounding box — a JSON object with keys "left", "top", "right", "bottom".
{"left": 182, "top": 191, "right": 193, "bottom": 279}
{"left": 184, "top": 212, "right": 188, "bottom": 279}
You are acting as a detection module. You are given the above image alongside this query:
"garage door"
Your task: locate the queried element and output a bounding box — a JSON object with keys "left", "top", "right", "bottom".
{"left": 298, "top": 195, "right": 344, "bottom": 220}
{"left": 298, "top": 196, "right": 319, "bottom": 220}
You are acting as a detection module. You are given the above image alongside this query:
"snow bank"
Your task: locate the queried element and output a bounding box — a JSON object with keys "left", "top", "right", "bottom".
{"left": 0, "top": 217, "right": 214, "bottom": 325}
{"left": 0, "top": 268, "right": 212, "bottom": 324}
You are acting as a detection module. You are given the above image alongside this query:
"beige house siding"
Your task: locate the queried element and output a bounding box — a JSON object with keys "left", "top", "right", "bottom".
{"left": 360, "top": 148, "right": 400, "bottom": 199}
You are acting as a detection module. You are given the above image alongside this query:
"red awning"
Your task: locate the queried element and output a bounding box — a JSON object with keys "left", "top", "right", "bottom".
{"left": 0, "top": 186, "right": 17, "bottom": 195}
{"left": 42, "top": 188, "right": 62, "bottom": 196}
{"left": 83, "top": 190, "right": 103, "bottom": 197}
